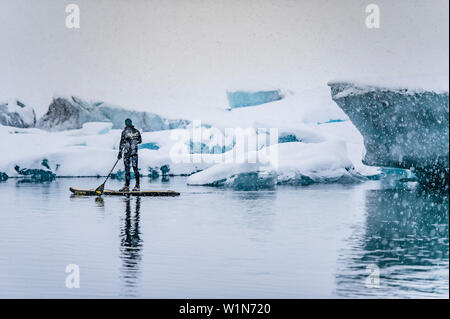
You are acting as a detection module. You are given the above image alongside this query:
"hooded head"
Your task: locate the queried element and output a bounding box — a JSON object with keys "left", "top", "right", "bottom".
{"left": 125, "top": 118, "right": 133, "bottom": 127}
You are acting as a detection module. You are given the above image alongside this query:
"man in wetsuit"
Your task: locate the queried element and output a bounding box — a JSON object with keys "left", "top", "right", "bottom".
{"left": 118, "top": 118, "right": 142, "bottom": 191}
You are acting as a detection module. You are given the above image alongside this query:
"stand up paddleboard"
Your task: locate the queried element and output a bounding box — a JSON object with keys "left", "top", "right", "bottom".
{"left": 70, "top": 187, "right": 180, "bottom": 197}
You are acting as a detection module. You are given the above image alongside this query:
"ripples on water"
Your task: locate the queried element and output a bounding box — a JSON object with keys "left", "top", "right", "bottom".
{"left": 335, "top": 185, "right": 449, "bottom": 298}
{"left": 0, "top": 177, "right": 448, "bottom": 298}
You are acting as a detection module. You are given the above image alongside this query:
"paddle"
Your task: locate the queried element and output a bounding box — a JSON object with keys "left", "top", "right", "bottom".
{"left": 95, "top": 158, "right": 120, "bottom": 195}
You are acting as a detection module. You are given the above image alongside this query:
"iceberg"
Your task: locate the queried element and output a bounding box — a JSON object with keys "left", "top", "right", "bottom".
{"left": 0, "top": 123, "right": 213, "bottom": 177}
{"left": 14, "top": 165, "right": 56, "bottom": 181}
{"left": 187, "top": 141, "right": 365, "bottom": 188}
{"left": 0, "top": 100, "right": 36, "bottom": 128}
{"left": 329, "top": 82, "right": 449, "bottom": 188}
{"left": 147, "top": 166, "right": 161, "bottom": 179}
{"left": 199, "top": 86, "right": 347, "bottom": 131}
{"left": 37, "top": 96, "right": 190, "bottom": 132}
{"left": 278, "top": 133, "right": 301, "bottom": 143}
{"left": 187, "top": 160, "right": 275, "bottom": 189}
{"left": 227, "top": 90, "right": 284, "bottom": 109}
{"left": 0, "top": 88, "right": 383, "bottom": 184}
{"left": 0, "top": 172, "right": 8, "bottom": 181}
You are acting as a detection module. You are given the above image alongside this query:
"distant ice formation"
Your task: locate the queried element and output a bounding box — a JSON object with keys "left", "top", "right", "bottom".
{"left": 226, "top": 90, "right": 284, "bottom": 109}
{"left": 37, "top": 96, "right": 190, "bottom": 132}
{"left": 0, "top": 100, "right": 36, "bottom": 128}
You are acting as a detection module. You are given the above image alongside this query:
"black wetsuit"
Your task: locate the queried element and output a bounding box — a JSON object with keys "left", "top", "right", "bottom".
{"left": 119, "top": 125, "right": 142, "bottom": 187}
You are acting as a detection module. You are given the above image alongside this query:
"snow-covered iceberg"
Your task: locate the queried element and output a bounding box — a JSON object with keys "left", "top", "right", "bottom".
{"left": 37, "top": 96, "right": 190, "bottom": 132}
{"left": 329, "top": 82, "right": 449, "bottom": 188}
{"left": 199, "top": 86, "right": 347, "bottom": 131}
{"left": 0, "top": 123, "right": 211, "bottom": 177}
{"left": 0, "top": 100, "right": 36, "bottom": 128}
{"left": 0, "top": 87, "right": 385, "bottom": 185}
{"left": 187, "top": 141, "right": 366, "bottom": 189}
{"left": 14, "top": 164, "right": 56, "bottom": 181}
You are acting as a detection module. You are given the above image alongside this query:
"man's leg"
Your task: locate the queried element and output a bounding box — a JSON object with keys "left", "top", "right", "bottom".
{"left": 132, "top": 155, "right": 140, "bottom": 190}
{"left": 122, "top": 156, "right": 131, "bottom": 191}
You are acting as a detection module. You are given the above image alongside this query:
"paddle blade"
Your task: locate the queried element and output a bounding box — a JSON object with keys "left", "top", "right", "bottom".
{"left": 95, "top": 183, "right": 105, "bottom": 195}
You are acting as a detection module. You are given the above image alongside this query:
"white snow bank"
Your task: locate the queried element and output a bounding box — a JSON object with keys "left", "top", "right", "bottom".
{"left": 0, "top": 85, "right": 381, "bottom": 182}
{"left": 206, "top": 87, "right": 347, "bottom": 130}
{"left": 0, "top": 123, "right": 215, "bottom": 177}
{"left": 77, "top": 122, "right": 113, "bottom": 135}
{"left": 187, "top": 141, "right": 366, "bottom": 188}
{"left": 0, "top": 113, "right": 378, "bottom": 180}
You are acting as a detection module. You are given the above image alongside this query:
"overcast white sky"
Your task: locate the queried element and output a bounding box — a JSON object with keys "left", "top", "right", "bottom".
{"left": 0, "top": 0, "right": 448, "bottom": 118}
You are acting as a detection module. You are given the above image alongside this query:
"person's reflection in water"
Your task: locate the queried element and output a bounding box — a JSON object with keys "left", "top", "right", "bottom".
{"left": 119, "top": 196, "right": 143, "bottom": 297}
{"left": 336, "top": 185, "right": 449, "bottom": 298}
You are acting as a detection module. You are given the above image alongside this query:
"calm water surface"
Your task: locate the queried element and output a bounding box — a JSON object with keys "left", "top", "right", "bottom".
{"left": 0, "top": 177, "right": 448, "bottom": 298}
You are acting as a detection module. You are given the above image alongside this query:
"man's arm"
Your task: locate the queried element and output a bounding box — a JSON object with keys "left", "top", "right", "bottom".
{"left": 137, "top": 130, "right": 142, "bottom": 144}
{"left": 118, "top": 130, "right": 125, "bottom": 159}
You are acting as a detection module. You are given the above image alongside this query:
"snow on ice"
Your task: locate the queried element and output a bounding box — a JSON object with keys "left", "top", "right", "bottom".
{"left": 3, "top": 81, "right": 445, "bottom": 188}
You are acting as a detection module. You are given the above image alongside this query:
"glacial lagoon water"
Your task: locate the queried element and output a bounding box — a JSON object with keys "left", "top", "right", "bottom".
{"left": 0, "top": 177, "right": 448, "bottom": 298}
